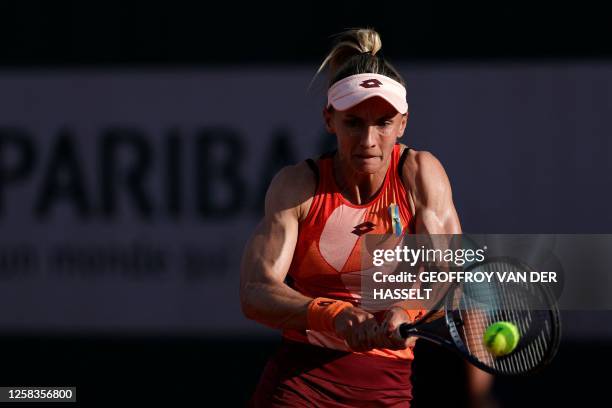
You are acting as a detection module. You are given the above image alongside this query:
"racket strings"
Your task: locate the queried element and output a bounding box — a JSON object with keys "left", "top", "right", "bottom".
{"left": 451, "top": 260, "right": 559, "bottom": 375}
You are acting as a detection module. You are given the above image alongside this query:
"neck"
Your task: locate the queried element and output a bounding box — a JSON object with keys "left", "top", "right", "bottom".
{"left": 333, "top": 152, "right": 390, "bottom": 205}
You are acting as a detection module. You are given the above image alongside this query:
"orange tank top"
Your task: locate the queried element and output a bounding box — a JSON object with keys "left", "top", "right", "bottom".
{"left": 284, "top": 144, "right": 421, "bottom": 360}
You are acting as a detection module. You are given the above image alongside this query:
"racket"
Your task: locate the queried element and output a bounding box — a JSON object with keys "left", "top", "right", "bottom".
{"left": 397, "top": 256, "right": 561, "bottom": 375}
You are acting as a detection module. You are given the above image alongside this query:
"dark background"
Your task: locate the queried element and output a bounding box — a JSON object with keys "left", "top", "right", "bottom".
{"left": 1, "top": 2, "right": 611, "bottom": 407}
{"left": 2, "top": 3, "right": 612, "bottom": 66}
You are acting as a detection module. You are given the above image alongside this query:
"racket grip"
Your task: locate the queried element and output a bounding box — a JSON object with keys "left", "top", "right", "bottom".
{"left": 399, "top": 323, "right": 411, "bottom": 339}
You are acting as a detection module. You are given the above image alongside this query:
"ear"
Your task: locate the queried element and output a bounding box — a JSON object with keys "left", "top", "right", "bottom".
{"left": 323, "top": 106, "right": 335, "bottom": 134}
{"left": 397, "top": 112, "right": 409, "bottom": 139}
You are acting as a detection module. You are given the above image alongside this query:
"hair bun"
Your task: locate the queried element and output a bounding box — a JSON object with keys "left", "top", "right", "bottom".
{"left": 310, "top": 27, "right": 404, "bottom": 91}
{"left": 314, "top": 28, "right": 383, "bottom": 80}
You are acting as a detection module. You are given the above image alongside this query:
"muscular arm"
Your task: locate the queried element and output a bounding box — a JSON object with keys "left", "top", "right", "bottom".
{"left": 402, "top": 146, "right": 495, "bottom": 402}
{"left": 241, "top": 162, "right": 380, "bottom": 351}
{"left": 378, "top": 147, "right": 464, "bottom": 348}
{"left": 239, "top": 163, "right": 315, "bottom": 331}
{"left": 399, "top": 147, "right": 462, "bottom": 315}
{"left": 401, "top": 147, "right": 461, "bottom": 235}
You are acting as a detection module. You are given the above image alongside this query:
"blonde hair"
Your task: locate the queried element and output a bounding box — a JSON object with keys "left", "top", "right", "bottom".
{"left": 312, "top": 27, "right": 404, "bottom": 89}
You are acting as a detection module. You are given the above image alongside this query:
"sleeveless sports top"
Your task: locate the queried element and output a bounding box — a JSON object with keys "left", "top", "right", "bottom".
{"left": 284, "top": 144, "right": 422, "bottom": 360}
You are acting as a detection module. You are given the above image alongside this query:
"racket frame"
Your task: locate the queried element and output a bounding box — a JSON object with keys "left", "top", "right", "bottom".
{"left": 398, "top": 256, "right": 562, "bottom": 376}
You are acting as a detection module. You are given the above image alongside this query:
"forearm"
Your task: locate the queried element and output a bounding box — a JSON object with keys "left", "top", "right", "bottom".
{"left": 241, "top": 278, "right": 313, "bottom": 331}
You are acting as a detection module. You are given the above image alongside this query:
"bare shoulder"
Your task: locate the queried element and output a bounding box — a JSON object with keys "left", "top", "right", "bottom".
{"left": 399, "top": 146, "right": 452, "bottom": 206}
{"left": 265, "top": 160, "right": 317, "bottom": 221}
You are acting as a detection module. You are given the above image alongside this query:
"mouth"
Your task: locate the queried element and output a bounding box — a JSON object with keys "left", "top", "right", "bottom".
{"left": 354, "top": 154, "right": 380, "bottom": 160}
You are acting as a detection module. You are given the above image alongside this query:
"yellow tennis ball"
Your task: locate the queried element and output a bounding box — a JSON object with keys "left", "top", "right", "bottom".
{"left": 483, "top": 321, "right": 520, "bottom": 357}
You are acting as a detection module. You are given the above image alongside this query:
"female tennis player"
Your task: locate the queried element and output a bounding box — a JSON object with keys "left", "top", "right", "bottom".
{"left": 240, "top": 28, "right": 491, "bottom": 407}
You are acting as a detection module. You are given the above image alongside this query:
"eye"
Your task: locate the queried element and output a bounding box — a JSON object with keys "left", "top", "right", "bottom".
{"left": 377, "top": 119, "right": 393, "bottom": 127}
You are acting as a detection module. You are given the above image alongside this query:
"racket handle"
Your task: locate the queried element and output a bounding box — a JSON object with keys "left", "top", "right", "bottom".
{"left": 399, "top": 323, "right": 412, "bottom": 339}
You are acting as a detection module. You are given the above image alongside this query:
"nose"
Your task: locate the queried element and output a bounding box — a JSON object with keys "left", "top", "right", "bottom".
{"left": 359, "top": 125, "right": 377, "bottom": 149}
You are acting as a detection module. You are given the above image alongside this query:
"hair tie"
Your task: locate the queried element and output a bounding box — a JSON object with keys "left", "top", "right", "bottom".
{"left": 360, "top": 50, "right": 385, "bottom": 61}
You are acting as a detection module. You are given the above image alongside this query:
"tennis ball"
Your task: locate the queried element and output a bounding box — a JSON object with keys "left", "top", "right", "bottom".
{"left": 483, "top": 321, "right": 520, "bottom": 357}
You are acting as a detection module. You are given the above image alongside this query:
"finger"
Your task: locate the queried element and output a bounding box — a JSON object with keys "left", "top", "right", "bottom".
{"left": 357, "top": 323, "right": 372, "bottom": 351}
{"left": 386, "top": 320, "right": 399, "bottom": 336}
{"left": 381, "top": 317, "right": 390, "bottom": 334}
{"left": 362, "top": 322, "right": 373, "bottom": 350}
{"left": 376, "top": 329, "right": 395, "bottom": 349}
{"left": 377, "top": 325, "right": 404, "bottom": 350}
{"left": 347, "top": 334, "right": 360, "bottom": 352}
{"left": 376, "top": 315, "right": 397, "bottom": 348}
{"left": 390, "top": 324, "right": 404, "bottom": 343}
{"left": 349, "top": 325, "right": 368, "bottom": 352}
{"left": 355, "top": 311, "right": 374, "bottom": 324}
{"left": 379, "top": 321, "right": 396, "bottom": 348}
{"left": 405, "top": 336, "right": 417, "bottom": 348}
{"left": 379, "top": 321, "right": 400, "bottom": 349}
{"left": 348, "top": 326, "right": 361, "bottom": 351}
{"left": 359, "top": 319, "right": 379, "bottom": 351}
{"left": 336, "top": 318, "right": 352, "bottom": 340}
{"left": 365, "top": 320, "right": 380, "bottom": 350}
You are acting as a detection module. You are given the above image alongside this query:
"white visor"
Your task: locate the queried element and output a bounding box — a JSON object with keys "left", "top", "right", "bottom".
{"left": 327, "top": 73, "right": 408, "bottom": 114}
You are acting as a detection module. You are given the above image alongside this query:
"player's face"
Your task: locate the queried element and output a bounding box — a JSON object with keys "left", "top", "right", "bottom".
{"left": 324, "top": 97, "right": 407, "bottom": 174}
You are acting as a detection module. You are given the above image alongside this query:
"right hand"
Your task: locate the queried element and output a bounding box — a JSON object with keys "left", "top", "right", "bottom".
{"left": 376, "top": 306, "right": 417, "bottom": 350}
{"left": 333, "top": 306, "right": 380, "bottom": 352}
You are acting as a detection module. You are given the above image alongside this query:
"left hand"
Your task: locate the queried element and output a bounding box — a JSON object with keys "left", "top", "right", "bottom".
{"left": 375, "top": 306, "right": 418, "bottom": 350}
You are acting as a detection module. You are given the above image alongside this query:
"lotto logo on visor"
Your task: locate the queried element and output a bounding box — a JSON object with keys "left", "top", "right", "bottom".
{"left": 359, "top": 79, "right": 383, "bottom": 88}
{"left": 327, "top": 73, "right": 408, "bottom": 114}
